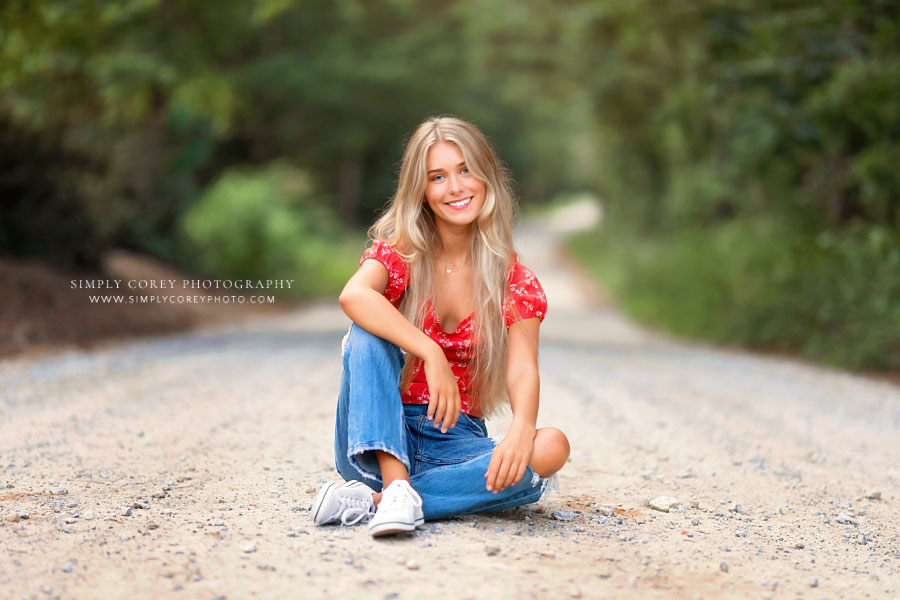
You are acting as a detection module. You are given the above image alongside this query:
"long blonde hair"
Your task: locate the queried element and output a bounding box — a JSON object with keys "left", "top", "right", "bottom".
{"left": 369, "top": 116, "right": 517, "bottom": 417}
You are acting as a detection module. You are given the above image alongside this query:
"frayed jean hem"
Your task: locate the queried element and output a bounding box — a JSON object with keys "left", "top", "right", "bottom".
{"left": 348, "top": 441, "right": 411, "bottom": 485}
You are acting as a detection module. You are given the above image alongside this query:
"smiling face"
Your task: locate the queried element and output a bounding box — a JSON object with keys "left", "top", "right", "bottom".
{"left": 423, "top": 141, "right": 486, "bottom": 230}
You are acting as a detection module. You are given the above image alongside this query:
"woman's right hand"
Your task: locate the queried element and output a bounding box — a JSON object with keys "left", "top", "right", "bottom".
{"left": 423, "top": 346, "right": 460, "bottom": 433}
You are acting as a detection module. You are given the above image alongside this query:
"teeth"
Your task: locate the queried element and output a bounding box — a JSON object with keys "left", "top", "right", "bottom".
{"left": 449, "top": 197, "right": 471, "bottom": 208}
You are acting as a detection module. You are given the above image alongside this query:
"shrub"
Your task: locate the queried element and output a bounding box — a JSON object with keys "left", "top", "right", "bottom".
{"left": 178, "top": 163, "right": 360, "bottom": 297}
{"left": 568, "top": 217, "right": 900, "bottom": 371}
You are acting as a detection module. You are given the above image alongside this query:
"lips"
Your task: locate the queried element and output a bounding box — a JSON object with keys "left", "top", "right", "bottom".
{"left": 447, "top": 196, "right": 472, "bottom": 210}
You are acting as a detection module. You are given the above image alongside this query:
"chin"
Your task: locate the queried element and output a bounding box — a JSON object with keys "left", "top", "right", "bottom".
{"left": 441, "top": 212, "right": 478, "bottom": 227}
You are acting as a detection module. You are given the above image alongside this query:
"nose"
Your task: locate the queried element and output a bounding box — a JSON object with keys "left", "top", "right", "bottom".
{"left": 448, "top": 172, "right": 464, "bottom": 194}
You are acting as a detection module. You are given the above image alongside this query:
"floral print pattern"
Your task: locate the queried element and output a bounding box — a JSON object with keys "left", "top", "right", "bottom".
{"left": 360, "top": 240, "right": 547, "bottom": 416}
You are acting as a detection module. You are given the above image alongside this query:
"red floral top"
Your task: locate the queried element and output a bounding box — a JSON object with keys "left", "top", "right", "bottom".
{"left": 360, "top": 240, "right": 547, "bottom": 417}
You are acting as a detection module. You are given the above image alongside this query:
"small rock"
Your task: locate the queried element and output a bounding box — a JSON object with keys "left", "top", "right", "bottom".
{"left": 243, "top": 543, "right": 257, "bottom": 553}
{"left": 148, "top": 522, "right": 159, "bottom": 530}
{"left": 18, "top": 512, "right": 29, "bottom": 520}
{"left": 720, "top": 562, "right": 729, "bottom": 573}
{"left": 61, "top": 562, "right": 73, "bottom": 573}
{"left": 405, "top": 559, "right": 419, "bottom": 570}
{"left": 730, "top": 504, "right": 742, "bottom": 514}
{"left": 49, "top": 487, "right": 68, "bottom": 496}
{"left": 552, "top": 511, "right": 574, "bottom": 521}
{"left": 835, "top": 513, "right": 858, "bottom": 526}
{"left": 41, "top": 585, "right": 52, "bottom": 594}
{"left": 857, "top": 534, "right": 867, "bottom": 545}
{"left": 866, "top": 490, "right": 881, "bottom": 500}
{"left": 121, "top": 507, "right": 132, "bottom": 517}
{"left": 598, "top": 506, "right": 613, "bottom": 517}
{"left": 540, "top": 550, "right": 555, "bottom": 558}
{"left": 794, "top": 542, "right": 805, "bottom": 549}
{"left": 691, "top": 518, "right": 700, "bottom": 526}
{"left": 485, "top": 545, "right": 501, "bottom": 556}
{"left": 569, "top": 587, "right": 582, "bottom": 598}
{"left": 4, "top": 513, "right": 19, "bottom": 523}
{"left": 120, "top": 534, "right": 131, "bottom": 541}
{"left": 83, "top": 511, "right": 94, "bottom": 520}
{"left": 649, "top": 496, "right": 679, "bottom": 512}
{"left": 810, "top": 578, "right": 818, "bottom": 588}
{"left": 257, "top": 561, "right": 271, "bottom": 571}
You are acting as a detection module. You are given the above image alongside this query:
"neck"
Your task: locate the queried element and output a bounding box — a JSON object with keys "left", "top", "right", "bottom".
{"left": 435, "top": 221, "right": 473, "bottom": 262}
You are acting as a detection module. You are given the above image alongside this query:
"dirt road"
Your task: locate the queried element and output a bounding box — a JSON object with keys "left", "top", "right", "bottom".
{"left": 2, "top": 205, "right": 898, "bottom": 599}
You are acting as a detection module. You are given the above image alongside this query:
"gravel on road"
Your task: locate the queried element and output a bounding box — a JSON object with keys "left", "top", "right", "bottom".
{"left": 2, "top": 215, "right": 898, "bottom": 598}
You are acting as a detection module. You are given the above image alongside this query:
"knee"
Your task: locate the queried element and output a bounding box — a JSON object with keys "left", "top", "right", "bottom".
{"left": 532, "top": 427, "right": 570, "bottom": 477}
{"left": 348, "top": 325, "right": 397, "bottom": 361}
{"left": 544, "top": 427, "right": 570, "bottom": 462}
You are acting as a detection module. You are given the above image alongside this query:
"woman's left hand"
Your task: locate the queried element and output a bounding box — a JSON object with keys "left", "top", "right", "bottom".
{"left": 485, "top": 423, "right": 535, "bottom": 493}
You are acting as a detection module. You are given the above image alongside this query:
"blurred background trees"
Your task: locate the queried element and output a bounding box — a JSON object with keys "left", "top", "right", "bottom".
{"left": 1, "top": 0, "right": 898, "bottom": 369}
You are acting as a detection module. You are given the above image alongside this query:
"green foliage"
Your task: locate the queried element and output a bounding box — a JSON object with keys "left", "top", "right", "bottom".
{"left": 178, "top": 164, "right": 360, "bottom": 297}
{"left": 2, "top": 0, "right": 899, "bottom": 369}
{"left": 568, "top": 218, "right": 900, "bottom": 370}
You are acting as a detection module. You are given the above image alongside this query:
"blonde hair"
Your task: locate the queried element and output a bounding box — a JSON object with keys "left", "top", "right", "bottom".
{"left": 369, "top": 116, "right": 517, "bottom": 417}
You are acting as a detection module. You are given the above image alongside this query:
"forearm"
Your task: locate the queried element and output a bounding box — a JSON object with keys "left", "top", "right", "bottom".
{"left": 339, "top": 287, "right": 439, "bottom": 362}
{"left": 507, "top": 367, "right": 539, "bottom": 435}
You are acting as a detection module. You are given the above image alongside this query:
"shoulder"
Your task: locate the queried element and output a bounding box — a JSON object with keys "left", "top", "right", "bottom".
{"left": 508, "top": 258, "right": 540, "bottom": 286}
{"left": 361, "top": 239, "right": 402, "bottom": 263}
{"left": 361, "top": 239, "right": 408, "bottom": 303}
{"left": 504, "top": 257, "right": 547, "bottom": 326}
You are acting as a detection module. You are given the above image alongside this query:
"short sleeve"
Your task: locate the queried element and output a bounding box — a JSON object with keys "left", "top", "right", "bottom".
{"left": 360, "top": 240, "right": 408, "bottom": 307}
{"left": 504, "top": 261, "right": 548, "bottom": 327}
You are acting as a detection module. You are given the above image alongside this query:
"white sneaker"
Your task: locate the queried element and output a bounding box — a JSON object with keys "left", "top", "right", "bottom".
{"left": 311, "top": 480, "right": 376, "bottom": 526}
{"left": 368, "top": 479, "right": 424, "bottom": 537}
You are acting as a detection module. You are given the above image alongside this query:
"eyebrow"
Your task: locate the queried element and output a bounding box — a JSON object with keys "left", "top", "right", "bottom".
{"left": 427, "top": 161, "right": 466, "bottom": 175}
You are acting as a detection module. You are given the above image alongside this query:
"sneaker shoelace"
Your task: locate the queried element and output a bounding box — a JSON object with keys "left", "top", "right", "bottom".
{"left": 338, "top": 496, "right": 375, "bottom": 526}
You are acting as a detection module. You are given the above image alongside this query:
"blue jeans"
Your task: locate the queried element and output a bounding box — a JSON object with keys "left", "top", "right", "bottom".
{"left": 334, "top": 324, "right": 546, "bottom": 520}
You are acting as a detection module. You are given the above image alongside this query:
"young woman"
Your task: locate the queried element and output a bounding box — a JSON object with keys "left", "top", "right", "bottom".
{"left": 312, "top": 116, "right": 570, "bottom": 537}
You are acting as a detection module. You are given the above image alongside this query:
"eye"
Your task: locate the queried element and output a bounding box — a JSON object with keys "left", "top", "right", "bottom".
{"left": 461, "top": 167, "right": 469, "bottom": 174}
{"left": 431, "top": 174, "right": 445, "bottom": 182}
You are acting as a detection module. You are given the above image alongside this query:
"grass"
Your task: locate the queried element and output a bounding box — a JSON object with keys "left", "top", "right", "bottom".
{"left": 566, "top": 216, "right": 900, "bottom": 371}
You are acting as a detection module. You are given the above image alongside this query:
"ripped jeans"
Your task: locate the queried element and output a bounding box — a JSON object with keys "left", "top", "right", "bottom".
{"left": 333, "top": 324, "right": 546, "bottom": 520}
